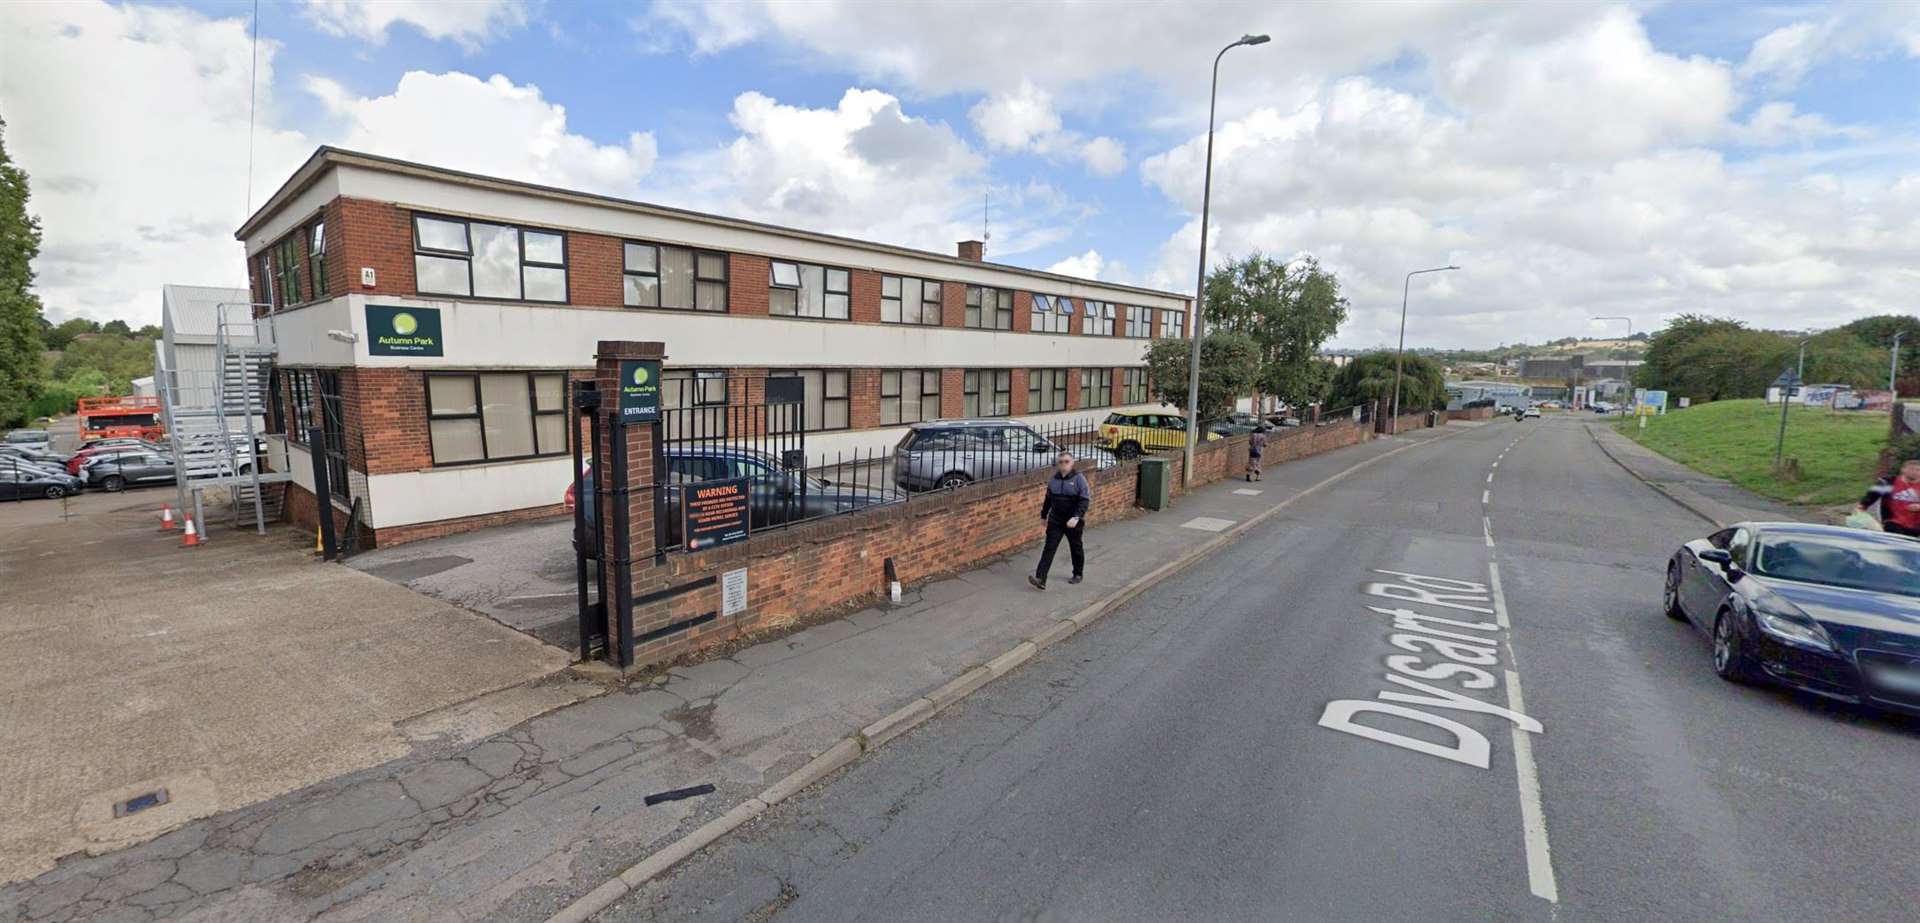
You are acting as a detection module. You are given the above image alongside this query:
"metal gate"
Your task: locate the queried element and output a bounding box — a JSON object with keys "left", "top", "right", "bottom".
{"left": 308, "top": 369, "right": 364, "bottom": 559}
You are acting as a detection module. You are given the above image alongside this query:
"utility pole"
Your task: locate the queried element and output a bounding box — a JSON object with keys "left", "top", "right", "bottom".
{"left": 1775, "top": 339, "right": 1807, "bottom": 470}
{"left": 1390, "top": 266, "right": 1458, "bottom": 434}
{"left": 1892, "top": 331, "right": 1905, "bottom": 396}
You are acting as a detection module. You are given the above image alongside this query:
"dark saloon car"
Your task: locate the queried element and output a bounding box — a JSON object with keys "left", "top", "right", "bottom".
{"left": 81, "top": 450, "right": 177, "bottom": 491}
{"left": 0, "top": 465, "right": 84, "bottom": 500}
{"left": 1664, "top": 522, "right": 1920, "bottom": 713}
{"left": 567, "top": 446, "right": 902, "bottom": 557}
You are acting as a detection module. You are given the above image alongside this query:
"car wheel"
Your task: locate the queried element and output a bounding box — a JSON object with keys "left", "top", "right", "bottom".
{"left": 1663, "top": 561, "right": 1688, "bottom": 622}
{"left": 43, "top": 485, "right": 66, "bottom": 499}
{"left": 1712, "top": 608, "right": 1756, "bottom": 684}
{"left": 936, "top": 472, "right": 972, "bottom": 491}
{"left": 101, "top": 474, "right": 126, "bottom": 492}
{"left": 1116, "top": 440, "right": 1142, "bottom": 460}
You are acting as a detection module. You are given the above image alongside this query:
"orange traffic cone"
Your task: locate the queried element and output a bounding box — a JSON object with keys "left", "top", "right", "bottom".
{"left": 159, "top": 504, "right": 177, "bottom": 531}
{"left": 181, "top": 517, "right": 201, "bottom": 548}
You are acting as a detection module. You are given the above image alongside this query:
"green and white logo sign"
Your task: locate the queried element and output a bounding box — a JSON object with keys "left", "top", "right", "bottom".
{"left": 365, "top": 305, "right": 443, "bottom": 357}
{"left": 619, "top": 359, "right": 661, "bottom": 422}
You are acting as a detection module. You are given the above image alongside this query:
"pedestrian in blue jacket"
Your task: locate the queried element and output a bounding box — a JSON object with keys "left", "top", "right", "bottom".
{"left": 1030, "top": 451, "right": 1090, "bottom": 590}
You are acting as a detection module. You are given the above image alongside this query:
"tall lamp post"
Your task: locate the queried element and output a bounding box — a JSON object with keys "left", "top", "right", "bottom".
{"left": 1183, "top": 32, "right": 1270, "bottom": 488}
{"left": 1389, "top": 265, "right": 1459, "bottom": 434}
{"left": 1891, "top": 331, "right": 1905, "bottom": 396}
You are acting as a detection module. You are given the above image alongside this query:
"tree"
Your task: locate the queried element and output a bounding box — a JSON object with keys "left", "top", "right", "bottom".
{"left": 1201, "top": 253, "right": 1348, "bottom": 409}
{"left": 0, "top": 117, "right": 47, "bottom": 427}
{"left": 1142, "top": 331, "right": 1261, "bottom": 424}
{"left": 100, "top": 318, "right": 131, "bottom": 336}
{"left": 1326, "top": 351, "right": 1447, "bottom": 414}
{"left": 135, "top": 324, "right": 162, "bottom": 340}
{"left": 50, "top": 335, "right": 153, "bottom": 396}
{"left": 43, "top": 317, "right": 98, "bottom": 350}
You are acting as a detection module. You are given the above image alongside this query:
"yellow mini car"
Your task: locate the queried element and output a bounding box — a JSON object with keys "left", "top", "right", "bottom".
{"left": 1097, "top": 411, "right": 1218, "bottom": 458}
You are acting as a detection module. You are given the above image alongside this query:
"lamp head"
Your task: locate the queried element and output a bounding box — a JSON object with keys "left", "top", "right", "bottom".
{"left": 1239, "top": 34, "right": 1272, "bottom": 46}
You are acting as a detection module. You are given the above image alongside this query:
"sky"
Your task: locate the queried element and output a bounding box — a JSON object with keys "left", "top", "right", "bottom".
{"left": 2, "top": 0, "right": 1917, "bottom": 350}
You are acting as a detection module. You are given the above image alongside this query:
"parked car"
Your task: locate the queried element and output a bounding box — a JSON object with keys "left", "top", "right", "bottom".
{"left": 566, "top": 446, "right": 904, "bottom": 557}
{"left": 0, "top": 465, "right": 83, "bottom": 500}
{"left": 82, "top": 450, "right": 177, "bottom": 491}
{"left": 894, "top": 419, "right": 1115, "bottom": 492}
{"left": 65, "top": 441, "right": 165, "bottom": 475}
{"left": 5, "top": 428, "right": 52, "bottom": 451}
{"left": 1096, "top": 411, "right": 1219, "bottom": 458}
{"left": 1663, "top": 522, "right": 1920, "bottom": 714}
{"left": 1226, "top": 412, "right": 1276, "bottom": 432}
{"left": 1521, "top": 406, "right": 1541, "bottom": 419}
{"left": 0, "top": 444, "right": 68, "bottom": 469}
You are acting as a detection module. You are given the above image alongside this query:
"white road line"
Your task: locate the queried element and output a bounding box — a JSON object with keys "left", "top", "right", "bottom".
{"left": 1486, "top": 472, "right": 1495, "bottom": 484}
{"left": 1491, "top": 460, "right": 1499, "bottom": 468}
{"left": 1489, "top": 561, "right": 1557, "bottom": 904}
{"left": 1483, "top": 516, "right": 1494, "bottom": 547}
{"left": 1483, "top": 489, "right": 1491, "bottom": 505}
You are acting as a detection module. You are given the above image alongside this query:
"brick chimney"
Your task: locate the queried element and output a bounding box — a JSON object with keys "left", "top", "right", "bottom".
{"left": 957, "top": 240, "right": 984, "bottom": 262}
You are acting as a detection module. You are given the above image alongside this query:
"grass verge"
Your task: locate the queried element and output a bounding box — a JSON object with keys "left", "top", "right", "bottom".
{"left": 1613, "top": 398, "right": 1887, "bottom": 506}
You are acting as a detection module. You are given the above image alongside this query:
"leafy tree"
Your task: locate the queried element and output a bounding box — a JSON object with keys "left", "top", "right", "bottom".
{"left": 50, "top": 335, "right": 152, "bottom": 396}
{"left": 43, "top": 317, "right": 99, "bottom": 350}
{"left": 1326, "top": 351, "right": 1447, "bottom": 414}
{"left": 1201, "top": 253, "right": 1348, "bottom": 409}
{"left": 0, "top": 117, "right": 47, "bottom": 427}
{"left": 1142, "top": 331, "right": 1261, "bottom": 424}
{"left": 1661, "top": 326, "right": 1787, "bottom": 402}
{"left": 135, "top": 324, "right": 162, "bottom": 340}
{"left": 100, "top": 318, "right": 131, "bottom": 336}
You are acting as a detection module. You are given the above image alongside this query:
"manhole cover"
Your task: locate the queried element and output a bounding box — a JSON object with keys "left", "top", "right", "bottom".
{"left": 114, "top": 789, "right": 170, "bottom": 818}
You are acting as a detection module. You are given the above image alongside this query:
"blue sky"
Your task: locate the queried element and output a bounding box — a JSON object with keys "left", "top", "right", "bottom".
{"left": 4, "top": 0, "right": 1917, "bottom": 348}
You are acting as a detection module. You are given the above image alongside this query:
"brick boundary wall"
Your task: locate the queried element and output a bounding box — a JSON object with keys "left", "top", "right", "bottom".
{"left": 1385, "top": 412, "right": 1436, "bottom": 434}
{"left": 1447, "top": 406, "right": 1495, "bottom": 422}
{"left": 611, "top": 418, "right": 1373, "bottom": 668}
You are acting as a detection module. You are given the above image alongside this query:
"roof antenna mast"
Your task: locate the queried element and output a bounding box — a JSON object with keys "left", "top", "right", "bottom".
{"left": 983, "top": 188, "right": 991, "bottom": 256}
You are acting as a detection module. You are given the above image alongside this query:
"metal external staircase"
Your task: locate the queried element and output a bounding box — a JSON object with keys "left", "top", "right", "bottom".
{"left": 155, "top": 304, "right": 292, "bottom": 536}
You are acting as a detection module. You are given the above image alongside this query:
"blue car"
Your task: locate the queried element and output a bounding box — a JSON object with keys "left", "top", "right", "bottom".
{"left": 1665, "top": 522, "right": 1920, "bottom": 714}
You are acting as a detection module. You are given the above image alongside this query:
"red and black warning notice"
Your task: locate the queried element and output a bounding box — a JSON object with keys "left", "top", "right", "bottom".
{"left": 684, "top": 477, "right": 750, "bottom": 551}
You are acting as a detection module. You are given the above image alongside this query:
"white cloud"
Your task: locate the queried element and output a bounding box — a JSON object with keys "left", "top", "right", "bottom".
{"left": 301, "top": 0, "right": 528, "bottom": 50}
{"left": 1739, "top": 3, "right": 1920, "bottom": 89}
{"left": 1078, "top": 137, "right": 1127, "bottom": 178}
{"left": 1729, "top": 101, "right": 1863, "bottom": 147}
{"left": 970, "top": 81, "right": 1062, "bottom": 151}
{"left": 1047, "top": 250, "right": 1105, "bottom": 281}
{"left": 306, "top": 71, "right": 657, "bottom": 198}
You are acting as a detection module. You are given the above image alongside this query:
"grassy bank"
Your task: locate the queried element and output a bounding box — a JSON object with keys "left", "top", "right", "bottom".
{"left": 1613, "top": 398, "right": 1887, "bottom": 506}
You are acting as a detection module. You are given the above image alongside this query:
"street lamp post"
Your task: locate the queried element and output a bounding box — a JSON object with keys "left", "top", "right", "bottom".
{"left": 1891, "top": 331, "right": 1905, "bottom": 396}
{"left": 1389, "top": 265, "right": 1459, "bottom": 434}
{"left": 1183, "top": 33, "right": 1270, "bottom": 488}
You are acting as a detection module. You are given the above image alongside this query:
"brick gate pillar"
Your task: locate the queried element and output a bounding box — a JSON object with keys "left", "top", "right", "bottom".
{"left": 595, "top": 339, "right": 666, "bottom": 664}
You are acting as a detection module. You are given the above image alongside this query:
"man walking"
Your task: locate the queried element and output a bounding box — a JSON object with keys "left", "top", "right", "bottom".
{"left": 1029, "top": 451, "right": 1090, "bottom": 590}
{"left": 1246, "top": 428, "right": 1267, "bottom": 482}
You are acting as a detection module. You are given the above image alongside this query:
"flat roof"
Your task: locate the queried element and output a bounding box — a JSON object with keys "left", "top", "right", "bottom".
{"left": 238, "top": 146, "right": 1190, "bottom": 303}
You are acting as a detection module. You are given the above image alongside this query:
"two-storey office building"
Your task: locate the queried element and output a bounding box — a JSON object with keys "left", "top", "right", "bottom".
{"left": 237, "top": 147, "right": 1191, "bottom": 545}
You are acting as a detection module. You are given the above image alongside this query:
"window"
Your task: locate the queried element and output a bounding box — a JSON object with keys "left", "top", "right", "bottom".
{"left": 1728, "top": 527, "right": 1753, "bottom": 567}
{"left": 769, "top": 369, "right": 850, "bottom": 431}
{"left": 272, "top": 235, "right": 302, "bottom": 307}
{"left": 1082, "top": 300, "right": 1116, "bottom": 335}
{"left": 283, "top": 369, "right": 314, "bottom": 444}
{"left": 769, "top": 261, "right": 850, "bottom": 319}
{"left": 882, "top": 275, "right": 942, "bottom": 325}
{"left": 1030, "top": 294, "right": 1072, "bottom": 334}
{"left": 881, "top": 369, "right": 942, "bottom": 424}
{"left": 1161, "top": 308, "right": 1186, "bottom": 339}
{"left": 1078, "top": 368, "right": 1112, "bottom": 408}
{"left": 965, "top": 286, "right": 1014, "bottom": 330}
{"left": 256, "top": 253, "right": 274, "bottom": 307}
{"left": 425, "top": 372, "right": 568, "bottom": 465}
{"left": 1123, "top": 368, "right": 1149, "bottom": 403}
{"left": 1125, "top": 305, "right": 1153, "bottom": 338}
{"left": 413, "top": 215, "right": 568, "bottom": 302}
{"left": 308, "top": 221, "right": 329, "bottom": 299}
{"left": 1028, "top": 368, "right": 1068, "bottom": 412}
{"left": 625, "top": 242, "right": 726, "bottom": 311}
{"left": 662, "top": 369, "right": 730, "bottom": 438}
{"left": 963, "top": 369, "right": 1011, "bottom": 417}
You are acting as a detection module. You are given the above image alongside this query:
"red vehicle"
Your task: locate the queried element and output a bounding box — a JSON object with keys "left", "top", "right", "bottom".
{"left": 77, "top": 395, "right": 164, "bottom": 444}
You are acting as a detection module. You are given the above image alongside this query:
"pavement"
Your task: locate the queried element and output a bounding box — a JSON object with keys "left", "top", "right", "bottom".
{"left": 0, "top": 422, "right": 1455, "bottom": 922}
{"left": 350, "top": 518, "right": 583, "bottom": 649}
{"left": 0, "top": 486, "right": 575, "bottom": 892}
{"left": 597, "top": 415, "right": 1920, "bottom": 922}
{"left": 1585, "top": 418, "right": 1813, "bottom": 526}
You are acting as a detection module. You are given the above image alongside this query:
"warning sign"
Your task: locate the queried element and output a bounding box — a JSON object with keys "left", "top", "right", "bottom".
{"left": 684, "top": 477, "right": 750, "bottom": 551}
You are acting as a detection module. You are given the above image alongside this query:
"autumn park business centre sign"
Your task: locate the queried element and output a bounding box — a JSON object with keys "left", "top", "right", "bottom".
{"left": 365, "top": 305, "right": 444, "bottom": 357}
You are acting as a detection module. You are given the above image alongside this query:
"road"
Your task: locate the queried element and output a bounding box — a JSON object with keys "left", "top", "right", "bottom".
{"left": 606, "top": 416, "right": 1920, "bottom": 922}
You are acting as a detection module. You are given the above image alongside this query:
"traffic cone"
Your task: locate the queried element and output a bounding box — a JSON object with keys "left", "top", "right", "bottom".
{"left": 181, "top": 517, "right": 201, "bottom": 548}
{"left": 159, "top": 504, "right": 177, "bottom": 531}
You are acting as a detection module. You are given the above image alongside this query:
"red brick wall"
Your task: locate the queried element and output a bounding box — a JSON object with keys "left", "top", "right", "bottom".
{"left": 1008, "top": 368, "right": 1029, "bottom": 416}
{"left": 850, "top": 269, "right": 882, "bottom": 324}
{"left": 335, "top": 197, "right": 416, "bottom": 297}
{"left": 729, "top": 253, "right": 770, "bottom": 317}
{"left": 940, "top": 368, "right": 965, "bottom": 418}
{"left": 1011, "top": 290, "right": 1032, "bottom": 334}
{"left": 355, "top": 368, "right": 433, "bottom": 474}
{"left": 941, "top": 282, "right": 965, "bottom": 329}
{"left": 570, "top": 232, "right": 625, "bottom": 308}
{"left": 849, "top": 368, "right": 881, "bottom": 430}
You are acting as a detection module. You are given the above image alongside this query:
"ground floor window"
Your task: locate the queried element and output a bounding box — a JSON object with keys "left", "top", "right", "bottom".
{"left": 769, "top": 369, "right": 850, "bottom": 431}
{"left": 1078, "top": 368, "right": 1111, "bottom": 408}
{"left": 283, "top": 369, "right": 315, "bottom": 445}
{"left": 662, "top": 369, "right": 730, "bottom": 439}
{"left": 881, "top": 369, "right": 942, "bottom": 424}
{"left": 424, "top": 371, "right": 567, "bottom": 465}
{"left": 963, "top": 369, "right": 1011, "bottom": 417}
{"left": 1123, "top": 368, "right": 1148, "bottom": 404}
{"left": 1028, "top": 368, "right": 1068, "bottom": 412}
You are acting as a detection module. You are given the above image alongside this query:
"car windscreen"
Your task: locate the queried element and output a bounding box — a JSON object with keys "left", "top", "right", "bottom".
{"left": 1751, "top": 533, "right": 1920, "bottom": 597}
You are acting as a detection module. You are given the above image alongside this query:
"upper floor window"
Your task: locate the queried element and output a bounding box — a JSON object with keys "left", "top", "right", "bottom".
{"left": 882, "top": 275, "right": 942, "bottom": 325}
{"left": 963, "top": 369, "right": 1011, "bottom": 417}
{"left": 272, "top": 235, "right": 302, "bottom": 308}
{"left": 256, "top": 253, "right": 274, "bottom": 307}
{"left": 1078, "top": 368, "right": 1112, "bottom": 408}
{"left": 1030, "top": 294, "right": 1072, "bottom": 334}
{"left": 307, "top": 222, "right": 330, "bottom": 299}
{"left": 881, "top": 369, "right": 942, "bottom": 424}
{"left": 413, "top": 215, "right": 567, "bottom": 302}
{"left": 1161, "top": 308, "right": 1186, "bottom": 339}
{"left": 1082, "top": 300, "right": 1115, "bottom": 335}
{"left": 770, "top": 261, "right": 850, "bottom": 319}
{"left": 1028, "top": 368, "right": 1069, "bottom": 412}
{"left": 965, "top": 286, "right": 1014, "bottom": 330}
{"left": 1124, "top": 305, "right": 1153, "bottom": 338}
{"left": 626, "top": 243, "right": 726, "bottom": 311}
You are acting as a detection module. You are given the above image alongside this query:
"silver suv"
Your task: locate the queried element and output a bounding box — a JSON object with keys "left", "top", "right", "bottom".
{"left": 894, "top": 419, "right": 1113, "bottom": 492}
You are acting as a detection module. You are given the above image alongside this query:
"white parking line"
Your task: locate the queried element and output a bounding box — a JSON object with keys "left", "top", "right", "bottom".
{"left": 1489, "top": 562, "right": 1557, "bottom": 904}
{"left": 1483, "top": 489, "right": 1491, "bottom": 505}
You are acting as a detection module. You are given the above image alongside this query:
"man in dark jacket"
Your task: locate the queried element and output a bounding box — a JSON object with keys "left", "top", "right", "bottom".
{"left": 1029, "top": 451, "right": 1091, "bottom": 590}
